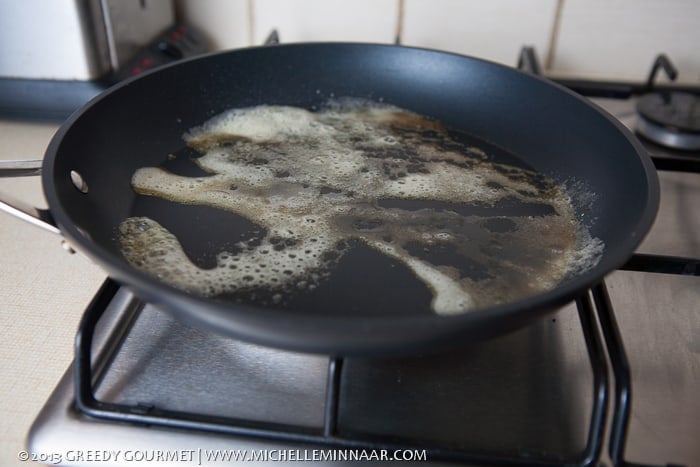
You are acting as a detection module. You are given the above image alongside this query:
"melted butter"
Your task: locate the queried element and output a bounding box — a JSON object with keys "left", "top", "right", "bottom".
{"left": 119, "top": 100, "right": 604, "bottom": 315}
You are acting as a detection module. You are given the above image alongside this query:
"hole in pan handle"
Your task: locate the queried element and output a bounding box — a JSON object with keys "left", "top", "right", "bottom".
{"left": 0, "top": 159, "right": 60, "bottom": 235}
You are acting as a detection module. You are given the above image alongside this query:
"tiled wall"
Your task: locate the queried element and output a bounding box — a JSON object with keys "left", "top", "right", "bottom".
{"left": 176, "top": 0, "right": 700, "bottom": 84}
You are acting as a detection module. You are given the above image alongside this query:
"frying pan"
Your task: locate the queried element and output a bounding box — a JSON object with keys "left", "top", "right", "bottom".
{"left": 0, "top": 44, "right": 658, "bottom": 355}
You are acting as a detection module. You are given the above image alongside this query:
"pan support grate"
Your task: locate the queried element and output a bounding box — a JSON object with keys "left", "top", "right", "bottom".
{"left": 73, "top": 274, "right": 688, "bottom": 467}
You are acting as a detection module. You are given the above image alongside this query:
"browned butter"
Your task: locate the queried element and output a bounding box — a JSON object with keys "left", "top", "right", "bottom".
{"left": 119, "top": 99, "right": 603, "bottom": 315}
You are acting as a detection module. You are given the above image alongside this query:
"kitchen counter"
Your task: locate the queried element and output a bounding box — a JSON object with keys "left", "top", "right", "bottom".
{"left": 0, "top": 120, "right": 106, "bottom": 467}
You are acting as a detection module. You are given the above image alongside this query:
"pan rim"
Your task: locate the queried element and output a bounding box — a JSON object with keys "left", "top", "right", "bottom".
{"left": 42, "top": 42, "right": 660, "bottom": 355}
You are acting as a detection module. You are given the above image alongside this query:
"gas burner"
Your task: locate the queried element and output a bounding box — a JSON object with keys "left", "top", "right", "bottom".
{"left": 631, "top": 54, "right": 700, "bottom": 151}
{"left": 636, "top": 91, "right": 700, "bottom": 150}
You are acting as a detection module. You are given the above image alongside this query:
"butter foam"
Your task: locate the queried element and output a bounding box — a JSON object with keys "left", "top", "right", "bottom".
{"left": 119, "top": 100, "right": 603, "bottom": 315}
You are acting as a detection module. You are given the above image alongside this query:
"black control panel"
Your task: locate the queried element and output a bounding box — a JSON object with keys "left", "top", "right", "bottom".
{"left": 111, "top": 24, "right": 209, "bottom": 82}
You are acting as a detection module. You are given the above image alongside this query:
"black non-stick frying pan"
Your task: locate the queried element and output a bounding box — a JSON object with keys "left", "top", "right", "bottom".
{"left": 3, "top": 44, "right": 659, "bottom": 355}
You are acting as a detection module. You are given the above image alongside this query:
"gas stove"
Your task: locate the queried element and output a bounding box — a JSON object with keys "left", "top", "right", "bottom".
{"left": 26, "top": 49, "right": 700, "bottom": 467}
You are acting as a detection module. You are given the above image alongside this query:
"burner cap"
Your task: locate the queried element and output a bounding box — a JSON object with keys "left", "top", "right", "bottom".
{"left": 636, "top": 92, "right": 700, "bottom": 150}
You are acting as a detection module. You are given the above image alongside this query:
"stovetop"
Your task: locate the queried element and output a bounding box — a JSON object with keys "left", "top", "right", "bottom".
{"left": 27, "top": 176, "right": 700, "bottom": 467}
{"left": 27, "top": 57, "right": 700, "bottom": 466}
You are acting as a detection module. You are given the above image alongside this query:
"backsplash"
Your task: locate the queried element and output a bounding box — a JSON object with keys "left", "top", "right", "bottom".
{"left": 176, "top": 0, "right": 700, "bottom": 84}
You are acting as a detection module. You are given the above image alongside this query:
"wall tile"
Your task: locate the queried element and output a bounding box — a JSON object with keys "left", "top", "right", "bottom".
{"left": 402, "top": 0, "right": 558, "bottom": 68}
{"left": 175, "top": 0, "right": 250, "bottom": 50}
{"left": 551, "top": 0, "right": 700, "bottom": 84}
{"left": 252, "top": 0, "right": 398, "bottom": 45}
{"left": 176, "top": 0, "right": 700, "bottom": 85}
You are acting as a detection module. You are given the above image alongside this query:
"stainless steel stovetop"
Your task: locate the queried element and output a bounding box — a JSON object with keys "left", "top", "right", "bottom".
{"left": 27, "top": 95, "right": 700, "bottom": 467}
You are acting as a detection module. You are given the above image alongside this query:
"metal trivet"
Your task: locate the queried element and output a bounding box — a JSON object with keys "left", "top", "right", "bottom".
{"left": 74, "top": 279, "right": 608, "bottom": 466}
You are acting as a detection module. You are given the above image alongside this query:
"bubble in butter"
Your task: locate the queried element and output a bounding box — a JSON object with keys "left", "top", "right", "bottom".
{"left": 119, "top": 99, "right": 604, "bottom": 315}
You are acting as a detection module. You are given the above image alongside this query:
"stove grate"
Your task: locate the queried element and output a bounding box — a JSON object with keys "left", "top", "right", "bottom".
{"left": 74, "top": 279, "right": 610, "bottom": 466}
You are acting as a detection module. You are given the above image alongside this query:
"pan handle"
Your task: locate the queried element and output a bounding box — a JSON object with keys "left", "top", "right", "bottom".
{"left": 0, "top": 160, "right": 61, "bottom": 235}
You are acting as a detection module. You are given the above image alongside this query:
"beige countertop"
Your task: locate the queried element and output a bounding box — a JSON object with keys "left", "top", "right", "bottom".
{"left": 0, "top": 120, "right": 106, "bottom": 467}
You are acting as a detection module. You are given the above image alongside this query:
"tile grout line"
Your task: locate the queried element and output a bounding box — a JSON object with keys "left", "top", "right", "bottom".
{"left": 545, "top": 0, "right": 565, "bottom": 72}
{"left": 395, "top": 0, "right": 405, "bottom": 45}
{"left": 247, "top": 0, "right": 255, "bottom": 46}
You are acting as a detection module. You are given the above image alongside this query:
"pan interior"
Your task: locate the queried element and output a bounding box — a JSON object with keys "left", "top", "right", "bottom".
{"left": 118, "top": 101, "right": 601, "bottom": 317}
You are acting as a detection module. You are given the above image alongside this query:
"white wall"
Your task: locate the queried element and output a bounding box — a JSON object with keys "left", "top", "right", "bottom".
{"left": 176, "top": 0, "right": 700, "bottom": 84}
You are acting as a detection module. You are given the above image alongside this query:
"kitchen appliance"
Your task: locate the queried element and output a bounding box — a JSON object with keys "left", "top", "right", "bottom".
{"left": 19, "top": 47, "right": 700, "bottom": 466}
{"left": 0, "top": 0, "right": 208, "bottom": 120}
